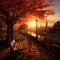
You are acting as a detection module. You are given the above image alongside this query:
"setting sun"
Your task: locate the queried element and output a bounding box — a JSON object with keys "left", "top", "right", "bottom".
{"left": 27, "top": 20, "right": 36, "bottom": 28}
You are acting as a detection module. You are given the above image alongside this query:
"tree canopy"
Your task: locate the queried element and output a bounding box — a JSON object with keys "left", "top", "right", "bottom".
{"left": 0, "top": 0, "right": 54, "bottom": 22}
{"left": 48, "top": 21, "right": 60, "bottom": 34}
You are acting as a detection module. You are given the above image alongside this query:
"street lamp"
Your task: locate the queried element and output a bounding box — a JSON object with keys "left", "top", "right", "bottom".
{"left": 36, "top": 20, "right": 38, "bottom": 40}
{"left": 46, "top": 19, "right": 48, "bottom": 32}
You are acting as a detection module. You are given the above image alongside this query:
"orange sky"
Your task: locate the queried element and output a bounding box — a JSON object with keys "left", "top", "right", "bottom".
{"left": 14, "top": 14, "right": 55, "bottom": 30}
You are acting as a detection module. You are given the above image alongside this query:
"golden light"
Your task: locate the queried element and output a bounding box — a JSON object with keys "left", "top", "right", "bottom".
{"left": 27, "top": 20, "right": 36, "bottom": 28}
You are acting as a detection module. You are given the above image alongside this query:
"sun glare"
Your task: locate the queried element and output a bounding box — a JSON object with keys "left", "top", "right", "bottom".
{"left": 27, "top": 20, "right": 36, "bottom": 27}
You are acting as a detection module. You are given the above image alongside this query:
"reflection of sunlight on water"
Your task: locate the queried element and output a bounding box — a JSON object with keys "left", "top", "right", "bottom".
{"left": 31, "top": 33, "right": 36, "bottom": 37}
{"left": 28, "top": 32, "right": 40, "bottom": 38}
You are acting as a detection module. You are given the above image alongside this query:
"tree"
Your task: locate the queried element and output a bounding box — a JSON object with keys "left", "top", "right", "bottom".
{"left": 48, "top": 21, "right": 60, "bottom": 34}
{"left": 0, "top": 0, "right": 54, "bottom": 43}
{"left": 53, "top": 21, "right": 60, "bottom": 34}
{"left": 0, "top": 1, "right": 21, "bottom": 42}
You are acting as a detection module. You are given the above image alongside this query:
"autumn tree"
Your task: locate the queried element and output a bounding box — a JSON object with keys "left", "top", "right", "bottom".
{"left": 0, "top": 0, "right": 54, "bottom": 43}
{"left": 51, "top": 21, "right": 60, "bottom": 34}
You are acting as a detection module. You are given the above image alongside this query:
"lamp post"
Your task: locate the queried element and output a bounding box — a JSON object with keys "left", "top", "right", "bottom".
{"left": 36, "top": 20, "right": 38, "bottom": 40}
{"left": 46, "top": 19, "right": 48, "bottom": 32}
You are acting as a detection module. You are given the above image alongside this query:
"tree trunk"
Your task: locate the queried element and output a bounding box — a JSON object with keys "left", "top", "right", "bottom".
{"left": 10, "top": 24, "right": 13, "bottom": 42}
{"left": 7, "top": 23, "right": 13, "bottom": 43}
{"left": 7, "top": 24, "right": 9, "bottom": 42}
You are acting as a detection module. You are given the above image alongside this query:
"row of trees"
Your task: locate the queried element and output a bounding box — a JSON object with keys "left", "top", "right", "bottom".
{"left": 48, "top": 21, "right": 60, "bottom": 34}
{"left": 0, "top": 0, "right": 54, "bottom": 44}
